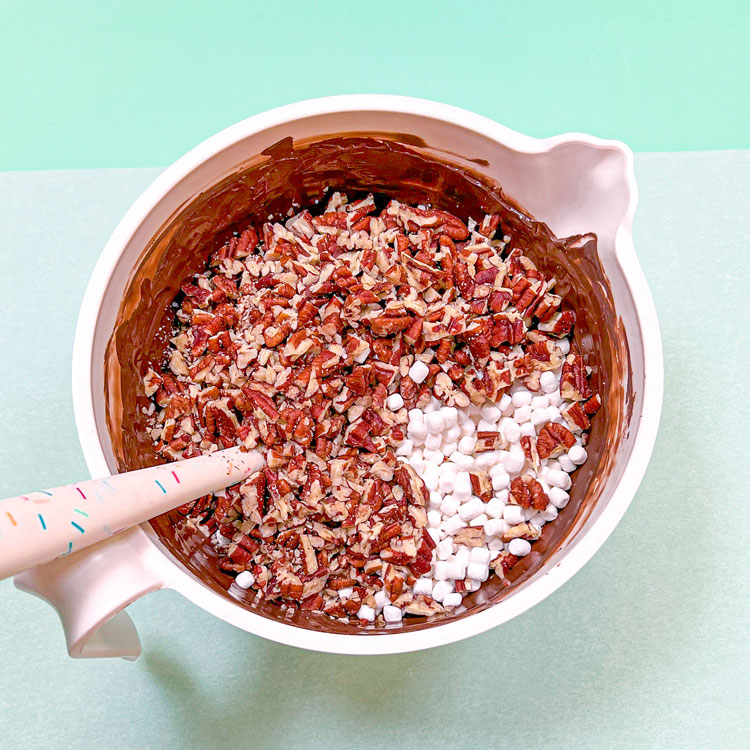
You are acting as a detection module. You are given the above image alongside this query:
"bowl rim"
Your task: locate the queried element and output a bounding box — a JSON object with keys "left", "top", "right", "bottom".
{"left": 72, "top": 94, "right": 663, "bottom": 654}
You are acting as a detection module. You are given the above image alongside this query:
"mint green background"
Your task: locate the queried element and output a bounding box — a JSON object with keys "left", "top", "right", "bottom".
{"left": 2, "top": 0, "right": 749, "bottom": 170}
{"left": 1, "top": 152, "right": 749, "bottom": 748}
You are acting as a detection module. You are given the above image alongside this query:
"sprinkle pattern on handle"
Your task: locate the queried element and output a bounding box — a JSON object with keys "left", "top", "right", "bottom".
{"left": 0, "top": 446, "right": 264, "bottom": 579}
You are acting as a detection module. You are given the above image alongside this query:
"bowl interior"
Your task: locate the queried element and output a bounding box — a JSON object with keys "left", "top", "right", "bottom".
{"left": 93, "top": 109, "right": 640, "bottom": 635}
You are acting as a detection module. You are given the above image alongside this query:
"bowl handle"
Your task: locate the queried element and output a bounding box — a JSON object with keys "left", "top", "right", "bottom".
{"left": 14, "top": 527, "right": 168, "bottom": 660}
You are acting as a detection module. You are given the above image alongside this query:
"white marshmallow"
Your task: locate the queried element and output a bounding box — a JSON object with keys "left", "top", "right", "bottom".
{"left": 459, "top": 420, "right": 476, "bottom": 437}
{"left": 557, "top": 338, "right": 571, "bottom": 355}
{"left": 547, "top": 405, "right": 561, "bottom": 422}
{"left": 547, "top": 469, "right": 572, "bottom": 490}
{"left": 485, "top": 497, "right": 505, "bottom": 519}
{"left": 374, "top": 589, "right": 390, "bottom": 609}
{"left": 423, "top": 448, "right": 444, "bottom": 465}
{"left": 531, "top": 395, "right": 549, "bottom": 410}
{"left": 512, "top": 390, "right": 532, "bottom": 408}
{"left": 530, "top": 408, "right": 550, "bottom": 427}
{"left": 548, "top": 487, "right": 570, "bottom": 508}
{"left": 454, "top": 472, "right": 473, "bottom": 499}
{"left": 440, "top": 494, "right": 461, "bottom": 516}
{"left": 476, "top": 451, "right": 502, "bottom": 469}
{"left": 458, "top": 496, "right": 485, "bottom": 522}
{"left": 503, "top": 449, "right": 525, "bottom": 474}
{"left": 429, "top": 491, "right": 443, "bottom": 510}
{"left": 383, "top": 605, "right": 402, "bottom": 623}
{"left": 484, "top": 518, "right": 505, "bottom": 537}
{"left": 508, "top": 538, "right": 531, "bottom": 556}
{"left": 424, "top": 433, "right": 442, "bottom": 450}
{"left": 540, "top": 503, "right": 558, "bottom": 522}
{"left": 449, "top": 451, "right": 474, "bottom": 468}
{"left": 431, "top": 580, "right": 453, "bottom": 602}
{"left": 425, "top": 412, "right": 445, "bottom": 434}
{"left": 501, "top": 418, "right": 521, "bottom": 443}
{"left": 499, "top": 393, "right": 514, "bottom": 415}
{"left": 427, "top": 510, "right": 442, "bottom": 528}
{"left": 433, "top": 560, "right": 449, "bottom": 580}
{"left": 514, "top": 405, "right": 532, "bottom": 423}
{"left": 503, "top": 504, "right": 525, "bottom": 525}
{"left": 338, "top": 587, "right": 353, "bottom": 600}
{"left": 408, "top": 408, "right": 424, "bottom": 423}
{"left": 446, "top": 559, "right": 467, "bottom": 580}
{"left": 520, "top": 422, "right": 536, "bottom": 437}
{"left": 408, "top": 422, "right": 427, "bottom": 443}
{"left": 409, "top": 360, "right": 430, "bottom": 384}
{"left": 443, "top": 515, "right": 467, "bottom": 535}
{"left": 386, "top": 393, "right": 405, "bottom": 411}
{"left": 441, "top": 406, "right": 459, "bottom": 428}
{"left": 558, "top": 454, "right": 576, "bottom": 473}
{"left": 444, "top": 424, "right": 461, "bottom": 443}
{"left": 235, "top": 571, "right": 255, "bottom": 589}
{"left": 540, "top": 371, "right": 558, "bottom": 394}
{"left": 548, "top": 389, "right": 563, "bottom": 407}
{"left": 465, "top": 579, "right": 481, "bottom": 592}
{"left": 488, "top": 537, "right": 505, "bottom": 551}
{"left": 435, "top": 539, "right": 453, "bottom": 560}
{"left": 357, "top": 604, "right": 376, "bottom": 621}
{"left": 422, "top": 463, "right": 440, "bottom": 490}
{"left": 480, "top": 404, "right": 502, "bottom": 423}
{"left": 469, "top": 513, "right": 488, "bottom": 527}
{"left": 568, "top": 444, "right": 588, "bottom": 465}
{"left": 458, "top": 435, "right": 477, "bottom": 454}
{"left": 491, "top": 469, "right": 510, "bottom": 490}
{"left": 438, "top": 471, "right": 456, "bottom": 495}
{"left": 443, "top": 593, "right": 463, "bottom": 609}
{"left": 426, "top": 528, "right": 440, "bottom": 545}
{"left": 470, "top": 547, "right": 492, "bottom": 565}
{"left": 413, "top": 578, "right": 433, "bottom": 596}
{"left": 442, "top": 441, "right": 458, "bottom": 456}
{"left": 467, "top": 561, "right": 489, "bottom": 582}
{"left": 455, "top": 547, "right": 471, "bottom": 567}
{"left": 395, "top": 439, "right": 413, "bottom": 457}
{"left": 456, "top": 408, "right": 469, "bottom": 424}
{"left": 409, "top": 458, "right": 425, "bottom": 474}
{"left": 477, "top": 418, "right": 497, "bottom": 432}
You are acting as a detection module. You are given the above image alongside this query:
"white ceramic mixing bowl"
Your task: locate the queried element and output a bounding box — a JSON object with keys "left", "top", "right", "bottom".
{"left": 15, "top": 96, "right": 662, "bottom": 658}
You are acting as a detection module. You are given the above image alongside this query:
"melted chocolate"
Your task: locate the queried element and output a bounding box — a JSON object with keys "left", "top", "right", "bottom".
{"left": 104, "top": 134, "right": 631, "bottom": 634}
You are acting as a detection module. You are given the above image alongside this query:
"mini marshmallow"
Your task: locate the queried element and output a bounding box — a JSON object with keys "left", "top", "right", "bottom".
{"left": 458, "top": 496, "right": 485, "bottom": 522}
{"left": 520, "top": 422, "right": 536, "bottom": 437}
{"left": 488, "top": 537, "right": 505, "bottom": 551}
{"left": 477, "top": 418, "right": 497, "bottom": 432}
{"left": 441, "top": 406, "right": 459, "bottom": 428}
{"left": 383, "top": 605, "right": 403, "bottom": 623}
{"left": 441, "top": 441, "right": 458, "bottom": 456}
{"left": 443, "top": 593, "right": 463, "bottom": 609}
{"left": 467, "top": 561, "right": 489, "bottom": 582}
{"left": 501, "top": 418, "right": 521, "bottom": 443}
{"left": 476, "top": 450, "right": 502, "bottom": 469}
{"left": 499, "top": 393, "right": 514, "bottom": 415}
{"left": 409, "top": 360, "right": 430, "bottom": 384}
{"left": 429, "top": 491, "right": 443, "bottom": 510}
{"left": 465, "top": 579, "right": 481, "bottom": 592}
{"left": 422, "top": 463, "right": 440, "bottom": 491}
{"left": 425, "top": 411, "right": 445, "bottom": 434}
{"left": 512, "top": 390, "right": 532, "bottom": 408}
{"left": 531, "top": 395, "right": 549, "bottom": 410}
{"left": 503, "top": 504, "right": 525, "bottom": 525}
{"left": 440, "top": 494, "right": 461, "bottom": 516}
{"left": 548, "top": 487, "right": 570, "bottom": 508}
{"left": 480, "top": 404, "right": 502, "bottom": 423}
{"left": 485, "top": 497, "right": 505, "bottom": 519}
{"left": 540, "top": 371, "right": 557, "bottom": 394}
{"left": 436, "top": 538, "right": 453, "bottom": 560}
{"left": 395, "top": 439, "right": 413, "bottom": 457}
{"left": 408, "top": 408, "right": 424, "bottom": 422}
{"left": 514, "top": 405, "right": 532, "bottom": 423}
{"left": 427, "top": 510, "right": 442, "bottom": 528}
{"left": 433, "top": 560, "right": 449, "bottom": 580}
{"left": 443, "top": 515, "right": 467, "bottom": 535}
{"left": 444, "top": 424, "right": 461, "bottom": 443}
{"left": 460, "top": 419, "right": 476, "bottom": 437}
{"left": 548, "top": 389, "right": 563, "bottom": 407}
{"left": 470, "top": 546, "right": 492, "bottom": 565}
{"left": 547, "top": 405, "right": 562, "bottom": 422}
{"left": 557, "top": 338, "right": 571, "bottom": 355}
{"left": 557, "top": 454, "right": 576, "bottom": 473}
{"left": 374, "top": 589, "right": 390, "bottom": 609}
{"left": 568, "top": 444, "right": 588, "bottom": 465}
{"left": 484, "top": 518, "right": 506, "bottom": 537}
{"left": 547, "top": 469, "right": 572, "bottom": 491}
{"left": 423, "top": 448, "right": 444, "bottom": 465}
{"left": 424, "top": 433, "right": 442, "bottom": 450}
{"left": 413, "top": 578, "right": 433, "bottom": 596}
{"left": 357, "top": 604, "right": 376, "bottom": 621}
{"left": 235, "top": 571, "right": 255, "bottom": 589}
{"left": 449, "top": 451, "right": 475, "bottom": 468}
{"left": 338, "top": 587, "right": 353, "bottom": 600}
{"left": 458, "top": 435, "right": 477, "bottom": 454}
{"left": 456, "top": 409, "right": 469, "bottom": 424}
{"left": 386, "top": 393, "right": 405, "bottom": 411}
{"left": 504, "top": 450, "right": 525, "bottom": 474}
{"left": 540, "top": 503, "right": 558, "bottom": 522}
{"left": 530, "top": 408, "right": 550, "bottom": 427}
{"left": 408, "top": 422, "right": 427, "bottom": 443}
{"left": 455, "top": 547, "right": 471, "bottom": 567}
{"left": 491, "top": 468, "right": 510, "bottom": 490}
{"left": 431, "top": 580, "right": 453, "bottom": 602}
{"left": 454, "top": 472, "right": 473, "bottom": 499}
{"left": 426, "top": 528, "right": 440, "bottom": 545}
{"left": 508, "top": 538, "right": 531, "bottom": 556}
{"left": 446, "top": 559, "right": 467, "bottom": 580}
{"left": 408, "top": 457, "right": 425, "bottom": 474}
{"left": 469, "top": 513, "right": 488, "bottom": 527}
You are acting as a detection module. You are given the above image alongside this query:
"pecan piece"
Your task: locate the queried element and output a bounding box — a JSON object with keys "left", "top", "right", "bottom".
{"left": 509, "top": 475, "right": 548, "bottom": 511}
{"left": 536, "top": 422, "right": 576, "bottom": 459}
